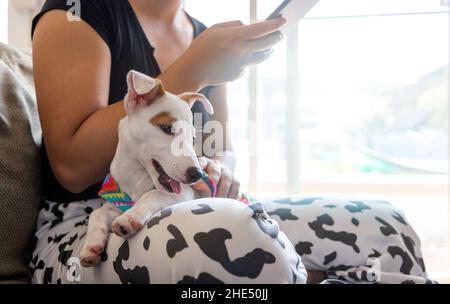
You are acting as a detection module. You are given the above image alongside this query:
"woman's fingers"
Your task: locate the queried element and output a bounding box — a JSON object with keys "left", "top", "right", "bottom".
{"left": 192, "top": 182, "right": 211, "bottom": 198}
{"left": 192, "top": 158, "right": 241, "bottom": 198}
{"left": 212, "top": 20, "right": 245, "bottom": 28}
{"left": 228, "top": 178, "right": 240, "bottom": 199}
{"left": 248, "top": 48, "right": 274, "bottom": 65}
{"left": 198, "top": 156, "right": 208, "bottom": 170}
{"left": 205, "top": 160, "right": 222, "bottom": 184}
{"left": 246, "top": 31, "right": 284, "bottom": 52}
{"left": 244, "top": 30, "right": 283, "bottom": 66}
{"left": 216, "top": 167, "right": 233, "bottom": 198}
{"left": 238, "top": 17, "right": 286, "bottom": 39}
{"left": 193, "top": 157, "right": 216, "bottom": 197}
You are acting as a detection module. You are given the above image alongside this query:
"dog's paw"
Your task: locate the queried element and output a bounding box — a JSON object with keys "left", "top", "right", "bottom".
{"left": 112, "top": 214, "right": 142, "bottom": 238}
{"left": 80, "top": 242, "right": 105, "bottom": 267}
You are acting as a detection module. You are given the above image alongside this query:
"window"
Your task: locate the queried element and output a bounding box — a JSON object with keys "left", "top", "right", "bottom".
{"left": 186, "top": 0, "right": 450, "bottom": 281}
{"left": 3, "top": 0, "right": 44, "bottom": 49}
{"left": 0, "top": 1, "right": 8, "bottom": 44}
{"left": 297, "top": 0, "right": 449, "bottom": 280}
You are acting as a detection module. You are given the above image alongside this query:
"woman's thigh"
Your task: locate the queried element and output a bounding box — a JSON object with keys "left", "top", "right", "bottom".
{"left": 31, "top": 199, "right": 306, "bottom": 284}
{"left": 262, "top": 196, "right": 435, "bottom": 283}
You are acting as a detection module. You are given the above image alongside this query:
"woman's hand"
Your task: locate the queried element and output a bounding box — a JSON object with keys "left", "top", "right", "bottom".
{"left": 175, "top": 18, "right": 286, "bottom": 88}
{"left": 193, "top": 157, "right": 240, "bottom": 199}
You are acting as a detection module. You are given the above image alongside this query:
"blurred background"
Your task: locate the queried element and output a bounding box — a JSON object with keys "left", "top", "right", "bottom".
{"left": 1, "top": 0, "right": 449, "bottom": 281}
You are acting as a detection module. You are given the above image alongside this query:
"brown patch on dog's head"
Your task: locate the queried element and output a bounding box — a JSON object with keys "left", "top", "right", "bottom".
{"left": 149, "top": 112, "right": 177, "bottom": 126}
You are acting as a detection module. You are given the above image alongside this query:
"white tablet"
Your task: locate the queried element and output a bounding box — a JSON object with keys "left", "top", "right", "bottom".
{"left": 267, "top": 0, "right": 320, "bottom": 32}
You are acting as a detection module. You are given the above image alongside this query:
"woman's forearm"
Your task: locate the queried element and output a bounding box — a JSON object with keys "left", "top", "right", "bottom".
{"left": 60, "top": 101, "right": 126, "bottom": 192}
{"left": 157, "top": 54, "right": 206, "bottom": 94}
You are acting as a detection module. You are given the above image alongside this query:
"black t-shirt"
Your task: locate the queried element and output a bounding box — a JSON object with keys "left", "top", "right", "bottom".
{"left": 32, "top": 0, "right": 211, "bottom": 203}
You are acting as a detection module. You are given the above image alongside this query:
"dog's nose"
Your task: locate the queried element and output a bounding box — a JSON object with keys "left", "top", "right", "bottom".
{"left": 186, "top": 167, "right": 203, "bottom": 184}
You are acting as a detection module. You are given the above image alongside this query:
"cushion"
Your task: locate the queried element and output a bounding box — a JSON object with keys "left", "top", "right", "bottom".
{"left": 0, "top": 42, "right": 42, "bottom": 283}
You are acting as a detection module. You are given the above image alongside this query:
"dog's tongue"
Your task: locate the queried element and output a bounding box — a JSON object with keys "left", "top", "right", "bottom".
{"left": 169, "top": 179, "right": 181, "bottom": 194}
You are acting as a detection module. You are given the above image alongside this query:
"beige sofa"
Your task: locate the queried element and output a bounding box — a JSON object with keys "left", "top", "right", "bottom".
{"left": 0, "top": 42, "right": 42, "bottom": 283}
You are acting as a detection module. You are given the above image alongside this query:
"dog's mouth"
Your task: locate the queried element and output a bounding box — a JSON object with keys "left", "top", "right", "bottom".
{"left": 152, "top": 159, "right": 181, "bottom": 194}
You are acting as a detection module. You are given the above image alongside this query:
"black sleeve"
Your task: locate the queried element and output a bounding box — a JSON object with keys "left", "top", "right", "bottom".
{"left": 32, "top": 0, "right": 116, "bottom": 48}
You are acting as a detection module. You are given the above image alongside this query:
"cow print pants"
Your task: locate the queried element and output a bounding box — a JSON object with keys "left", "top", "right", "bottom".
{"left": 29, "top": 196, "right": 435, "bottom": 284}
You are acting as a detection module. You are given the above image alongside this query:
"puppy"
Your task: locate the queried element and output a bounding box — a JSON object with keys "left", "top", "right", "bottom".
{"left": 80, "top": 70, "right": 214, "bottom": 267}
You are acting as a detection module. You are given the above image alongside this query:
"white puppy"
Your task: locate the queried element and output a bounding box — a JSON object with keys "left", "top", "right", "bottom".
{"left": 80, "top": 70, "right": 214, "bottom": 267}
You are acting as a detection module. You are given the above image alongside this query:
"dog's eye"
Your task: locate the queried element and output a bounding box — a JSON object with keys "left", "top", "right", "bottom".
{"left": 159, "top": 125, "right": 174, "bottom": 135}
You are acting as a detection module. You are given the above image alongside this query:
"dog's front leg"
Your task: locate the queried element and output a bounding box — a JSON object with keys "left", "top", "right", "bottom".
{"left": 112, "top": 187, "right": 194, "bottom": 238}
{"left": 80, "top": 204, "right": 122, "bottom": 267}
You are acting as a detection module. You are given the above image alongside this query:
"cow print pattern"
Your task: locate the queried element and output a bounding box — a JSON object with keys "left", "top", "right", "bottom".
{"left": 267, "top": 208, "right": 299, "bottom": 221}
{"left": 143, "top": 237, "right": 150, "bottom": 251}
{"left": 194, "top": 228, "right": 276, "bottom": 279}
{"left": 263, "top": 197, "right": 436, "bottom": 284}
{"left": 113, "top": 241, "right": 150, "bottom": 284}
{"left": 29, "top": 197, "right": 435, "bottom": 284}
{"left": 191, "top": 204, "right": 214, "bottom": 215}
{"left": 308, "top": 214, "right": 360, "bottom": 253}
{"left": 178, "top": 272, "right": 224, "bottom": 284}
{"left": 166, "top": 224, "right": 188, "bottom": 258}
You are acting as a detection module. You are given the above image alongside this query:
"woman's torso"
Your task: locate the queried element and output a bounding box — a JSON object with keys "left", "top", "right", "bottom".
{"left": 32, "top": 0, "right": 211, "bottom": 204}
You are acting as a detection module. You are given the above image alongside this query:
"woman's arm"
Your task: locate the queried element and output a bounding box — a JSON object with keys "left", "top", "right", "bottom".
{"left": 33, "top": 11, "right": 119, "bottom": 193}
{"left": 205, "top": 84, "right": 236, "bottom": 171}
{"left": 34, "top": 11, "right": 284, "bottom": 193}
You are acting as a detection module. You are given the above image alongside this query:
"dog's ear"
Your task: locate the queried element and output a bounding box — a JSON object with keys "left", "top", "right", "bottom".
{"left": 178, "top": 93, "right": 214, "bottom": 115}
{"left": 125, "top": 70, "right": 165, "bottom": 112}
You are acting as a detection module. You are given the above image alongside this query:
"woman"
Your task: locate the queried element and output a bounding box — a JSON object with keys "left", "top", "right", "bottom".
{"left": 30, "top": 0, "right": 432, "bottom": 284}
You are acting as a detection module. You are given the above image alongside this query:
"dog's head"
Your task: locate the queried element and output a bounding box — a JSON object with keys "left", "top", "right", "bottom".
{"left": 122, "top": 70, "right": 214, "bottom": 194}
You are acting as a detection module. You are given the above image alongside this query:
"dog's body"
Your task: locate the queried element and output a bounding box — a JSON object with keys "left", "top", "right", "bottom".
{"left": 80, "top": 71, "right": 214, "bottom": 267}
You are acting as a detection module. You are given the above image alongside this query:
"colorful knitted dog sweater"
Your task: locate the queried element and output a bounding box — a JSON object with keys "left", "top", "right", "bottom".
{"left": 98, "top": 174, "right": 135, "bottom": 212}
